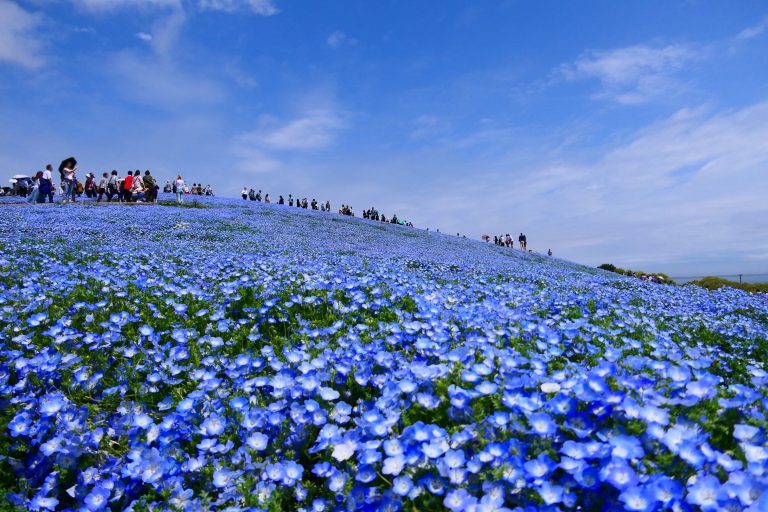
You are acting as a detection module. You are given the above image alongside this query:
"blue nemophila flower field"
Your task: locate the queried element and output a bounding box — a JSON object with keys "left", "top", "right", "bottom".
{"left": 1, "top": 195, "right": 767, "bottom": 511}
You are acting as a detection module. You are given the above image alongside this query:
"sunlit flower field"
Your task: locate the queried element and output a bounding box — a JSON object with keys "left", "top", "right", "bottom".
{"left": 1, "top": 195, "right": 766, "bottom": 511}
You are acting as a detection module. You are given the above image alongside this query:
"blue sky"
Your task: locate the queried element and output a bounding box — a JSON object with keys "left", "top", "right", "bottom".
{"left": 2, "top": 0, "right": 767, "bottom": 277}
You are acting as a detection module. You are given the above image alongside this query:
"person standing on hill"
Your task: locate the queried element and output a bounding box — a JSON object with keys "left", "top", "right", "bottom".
{"left": 242, "top": 187, "right": 248, "bottom": 200}
{"left": 96, "top": 172, "right": 108, "bottom": 202}
{"left": 26, "top": 172, "right": 42, "bottom": 203}
{"left": 84, "top": 173, "right": 96, "bottom": 198}
{"left": 107, "top": 170, "right": 119, "bottom": 202}
{"left": 144, "top": 170, "right": 157, "bottom": 203}
{"left": 174, "top": 175, "right": 185, "bottom": 204}
{"left": 61, "top": 163, "right": 77, "bottom": 204}
{"left": 39, "top": 164, "right": 54, "bottom": 203}
{"left": 518, "top": 233, "right": 525, "bottom": 250}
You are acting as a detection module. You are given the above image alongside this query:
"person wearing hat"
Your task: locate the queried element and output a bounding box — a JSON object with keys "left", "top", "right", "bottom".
{"left": 84, "top": 173, "right": 97, "bottom": 198}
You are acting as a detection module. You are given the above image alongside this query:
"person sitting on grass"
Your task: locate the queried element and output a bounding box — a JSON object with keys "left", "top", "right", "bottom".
{"left": 131, "top": 170, "right": 146, "bottom": 202}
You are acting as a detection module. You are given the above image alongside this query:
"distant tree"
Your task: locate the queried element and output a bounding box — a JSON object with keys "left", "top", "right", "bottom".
{"left": 598, "top": 263, "right": 617, "bottom": 273}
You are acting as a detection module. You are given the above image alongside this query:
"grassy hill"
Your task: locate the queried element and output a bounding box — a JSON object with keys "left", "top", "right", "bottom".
{"left": 0, "top": 195, "right": 766, "bottom": 511}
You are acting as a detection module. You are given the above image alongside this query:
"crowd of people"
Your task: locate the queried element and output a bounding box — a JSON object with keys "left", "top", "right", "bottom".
{"left": 6, "top": 161, "right": 551, "bottom": 251}
{"left": 240, "top": 187, "right": 415, "bottom": 227}
{"left": 173, "top": 182, "right": 214, "bottom": 196}
{"left": 480, "top": 232, "right": 549, "bottom": 255}
{"left": 483, "top": 232, "right": 528, "bottom": 249}
{"left": 3, "top": 158, "right": 212, "bottom": 205}
{"left": 362, "top": 207, "right": 413, "bottom": 226}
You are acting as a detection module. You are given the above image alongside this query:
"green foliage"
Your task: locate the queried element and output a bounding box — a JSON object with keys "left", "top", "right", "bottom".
{"left": 687, "top": 276, "right": 768, "bottom": 294}
{"left": 597, "top": 263, "right": 672, "bottom": 282}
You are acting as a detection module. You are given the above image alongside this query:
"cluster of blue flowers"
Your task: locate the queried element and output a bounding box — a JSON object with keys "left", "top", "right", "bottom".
{"left": 0, "top": 195, "right": 766, "bottom": 511}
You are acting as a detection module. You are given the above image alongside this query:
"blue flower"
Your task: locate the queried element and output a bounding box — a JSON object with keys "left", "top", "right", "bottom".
{"left": 527, "top": 412, "right": 557, "bottom": 436}
{"left": 245, "top": 432, "right": 269, "bottom": 451}
{"left": 392, "top": 476, "right": 413, "bottom": 496}
{"left": 619, "top": 485, "right": 655, "bottom": 512}
{"left": 83, "top": 485, "right": 110, "bottom": 511}
{"left": 39, "top": 392, "right": 67, "bottom": 417}
{"left": 29, "top": 495, "right": 59, "bottom": 511}
{"left": 524, "top": 453, "right": 556, "bottom": 479}
{"left": 538, "top": 482, "right": 563, "bottom": 505}
{"left": 686, "top": 475, "right": 721, "bottom": 511}
{"left": 327, "top": 469, "right": 347, "bottom": 493}
{"left": 444, "top": 488, "right": 475, "bottom": 512}
{"left": 383, "top": 454, "right": 406, "bottom": 476}
{"left": 600, "top": 458, "right": 638, "bottom": 490}
{"left": 443, "top": 449, "right": 465, "bottom": 469}
{"left": 200, "top": 414, "right": 226, "bottom": 436}
{"left": 609, "top": 435, "right": 644, "bottom": 460}
{"left": 213, "top": 468, "right": 235, "bottom": 488}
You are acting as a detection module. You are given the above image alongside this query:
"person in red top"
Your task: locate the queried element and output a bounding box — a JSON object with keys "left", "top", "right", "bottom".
{"left": 122, "top": 171, "right": 133, "bottom": 202}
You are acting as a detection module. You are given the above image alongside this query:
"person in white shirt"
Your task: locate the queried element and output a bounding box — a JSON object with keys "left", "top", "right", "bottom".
{"left": 242, "top": 187, "right": 248, "bottom": 200}
{"left": 174, "top": 175, "right": 185, "bottom": 204}
{"left": 61, "top": 164, "right": 77, "bottom": 203}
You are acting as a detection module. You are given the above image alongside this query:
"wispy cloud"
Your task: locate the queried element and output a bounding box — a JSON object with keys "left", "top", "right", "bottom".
{"left": 135, "top": 31, "right": 153, "bottom": 41}
{"left": 68, "top": 0, "right": 181, "bottom": 11}
{"left": 736, "top": 16, "right": 768, "bottom": 41}
{"left": 440, "top": 101, "right": 768, "bottom": 272}
{"left": 109, "top": 51, "right": 224, "bottom": 108}
{"left": 241, "top": 111, "right": 346, "bottom": 151}
{"left": 409, "top": 115, "right": 450, "bottom": 141}
{"left": 0, "top": 1, "right": 45, "bottom": 69}
{"left": 327, "top": 30, "right": 357, "bottom": 48}
{"left": 230, "top": 108, "right": 346, "bottom": 176}
{"left": 198, "top": 0, "right": 278, "bottom": 15}
{"left": 558, "top": 44, "right": 697, "bottom": 104}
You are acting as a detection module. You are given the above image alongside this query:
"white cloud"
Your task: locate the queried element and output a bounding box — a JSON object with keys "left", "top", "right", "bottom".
{"left": 327, "top": 30, "right": 357, "bottom": 48}
{"left": 241, "top": 111, "right": 345, "bottom": 151}
{"left": 136, "top": 32, "right": 153, "bottom": 41}
{"left": 230, "top": 109, "right": 346, "bottom": 175}
{"left": 0, "top": 1, "right": 45, "bottom": 69}
{"left": 445, "top": 101, "right": 768, "bottom": 274}
{"left": 410, "top": 115, "right": 450, "bottom": 141}
{"left": 198, "top": 0, "right": 278, "bottom": 15}
{"left": 231, "top": 145, "right": 282, "bottom": 174}
{"left": 559, "top": 44, "right": 696, "bottom": 104}
{"left": 736, "top": 17, "right": 768, "bottom": 40}
{"left": 109, "top": 51, "right": 224, "bottom": 108}
{"left": 69, "top": 0, "right": 181, "bottom": 11}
